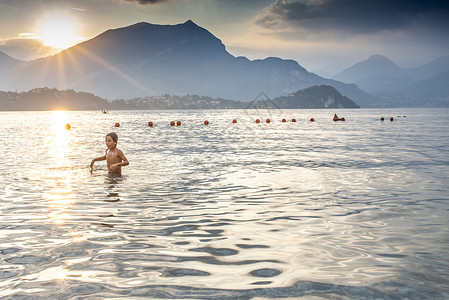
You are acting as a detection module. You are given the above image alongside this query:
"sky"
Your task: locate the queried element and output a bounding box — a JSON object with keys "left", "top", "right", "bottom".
{"left": 0, "top": 0, "right": 448, "bottom": 76}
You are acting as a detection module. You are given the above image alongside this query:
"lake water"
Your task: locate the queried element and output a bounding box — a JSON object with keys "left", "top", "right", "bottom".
{"left": 1, "top": 108, "right": 448, "bottom": 299}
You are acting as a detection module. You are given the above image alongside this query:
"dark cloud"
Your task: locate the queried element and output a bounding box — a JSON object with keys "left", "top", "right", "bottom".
{"left": 256, "top": 0, "right": 449, "bottom": 33}
{"left": 122, "top": 0, "right": 172, "bottom": 4}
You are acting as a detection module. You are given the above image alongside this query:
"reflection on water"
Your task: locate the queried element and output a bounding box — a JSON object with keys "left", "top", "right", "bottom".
{"left": 0, "top": 109, "right": 449, "bottom": 299}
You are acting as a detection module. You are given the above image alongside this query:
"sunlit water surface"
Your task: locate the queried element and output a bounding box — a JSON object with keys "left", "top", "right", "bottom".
{"left": 1, "top": 109, "right": 448, "bottom": 299}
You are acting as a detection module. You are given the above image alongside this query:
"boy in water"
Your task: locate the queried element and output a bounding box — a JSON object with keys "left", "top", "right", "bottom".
{"left": 90, "top": 132, "right": 129, "bottom": 175}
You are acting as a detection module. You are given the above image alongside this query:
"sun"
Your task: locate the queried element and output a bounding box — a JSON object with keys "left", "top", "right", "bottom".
{"left": 38, "top": 15, "right": 84, "bottom": 49}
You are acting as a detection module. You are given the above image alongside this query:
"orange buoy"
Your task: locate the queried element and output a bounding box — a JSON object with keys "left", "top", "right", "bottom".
{"left": 333, "top": 114, "right": 339, "bottom": 121}
{"left": 310, "top": 118, "right": 315, "bottom": 122}
{"left": 115, "top": 122, "right": 120, "bottom": 127}
{"left": 204, "top": 120, "right": 209, "bottom": 125}
{"left": 148, "top": 121, "right": 153, "bottom": 127}
{"left": 390, "top": 117, "right": 394, "bottom": 122}
{"left": 65, "top": 123, "right": 71, "bottom": 130}
{"left": 291, "top": 118, "right": 296, "bottom": 122}
{"left": 255, "top": 119, "right": 260, "bottom": 123}
{"left": 232, "top": 119, "right": 237, "bottom": 124}
{"left": 281, "top": 118, "right": 286, "bottom": 122}
{"left": 380, "top": 117, "right": 385, "bottom": 121}
{"left": 170, "top": 121, "right": 175, "bottom": 126}
{"left": 176, "top": 121, "right": 181, "bottom": 126}
{"left": 266, "top": 118, "right": 271, "bottom": 123}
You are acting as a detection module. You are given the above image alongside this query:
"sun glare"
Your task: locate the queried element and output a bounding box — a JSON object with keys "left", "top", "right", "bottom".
{"left": 38, "top": 15, "right": 84, "bottom": 49}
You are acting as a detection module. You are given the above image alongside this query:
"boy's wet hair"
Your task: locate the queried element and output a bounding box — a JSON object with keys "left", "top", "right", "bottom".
{"left": 106, "top": 132, "right": 118, "bottom": 143}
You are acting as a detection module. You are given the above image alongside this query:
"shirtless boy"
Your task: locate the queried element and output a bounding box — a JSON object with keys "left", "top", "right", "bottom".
{"left": 90, "top": 132, "right": 129, "bottom": 175}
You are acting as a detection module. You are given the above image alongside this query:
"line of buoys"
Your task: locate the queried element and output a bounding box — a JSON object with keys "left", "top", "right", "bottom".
{"left": 380, "top": 117, "right": 397, "bottom": 122}
{"left": 108, "top": 115, "right": 405, "bottom": 128}
{"left": 255, "top": 118, "right": 299, "bottom": 123}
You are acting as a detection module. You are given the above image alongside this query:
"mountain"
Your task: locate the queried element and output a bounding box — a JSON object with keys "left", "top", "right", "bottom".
{"left": 0, "top": 51, "right": 23, "bottom": 76}
{"left": 407, "top": 55, "right": 449, "bottom": 81}
{"left": 334, "top": 55, "right": 406, "bottom": 82}
{"left": 0, "top": 20, "right": 374, "bottom": 107}
{"left": 333, "top": 55, "right": 412, "bottom": 93}
{"left": 333, "top": 54, "right": 449, "bottom": 106}
{"left": 402, "top": 70, "right": 449, "bottom": 105}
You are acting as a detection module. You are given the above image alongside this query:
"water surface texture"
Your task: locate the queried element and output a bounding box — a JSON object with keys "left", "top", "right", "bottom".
{"left": 1, "top": 108, "right": 448, "bottom": 299}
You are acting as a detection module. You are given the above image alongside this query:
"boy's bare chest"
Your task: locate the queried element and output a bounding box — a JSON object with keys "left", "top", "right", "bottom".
{"left": 106, "top": 150, "right": 119, "bottom": 162}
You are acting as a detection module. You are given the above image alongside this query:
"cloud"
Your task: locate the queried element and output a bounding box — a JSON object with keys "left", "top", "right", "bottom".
{"left": 256, "top": 0, "right": 449, "bottom": 34}
{"left": 0, "top": 37, "right": 58, "bottom": 61}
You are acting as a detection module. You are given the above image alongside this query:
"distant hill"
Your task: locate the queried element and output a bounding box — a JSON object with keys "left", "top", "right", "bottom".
{"left": 273, "top": 85, "right": 359, "bottom": 109}
{"left": 0, "top": 85, "right": 359, "bottom": 110}
{"left": 0, "top": 88, "right": 109, "bottom": 111}
{"left": 333, "top": 54, "right": 449, "bottom": 106}
{"left": 0, "top": 20, "right": 374, "bottom": 107}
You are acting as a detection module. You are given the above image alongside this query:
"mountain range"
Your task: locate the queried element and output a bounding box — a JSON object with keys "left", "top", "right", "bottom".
{"left": 333, "top": 54, "right": 449, "bottom": 106}
{"left": 0, "top": 20, "right": 373, "bottom": 107}
{"left": 1, "top": 20, "right": 447, "bottom": 108}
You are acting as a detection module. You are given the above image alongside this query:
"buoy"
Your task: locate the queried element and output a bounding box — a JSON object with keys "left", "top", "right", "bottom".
{"left": 115, "top": 122, "right": 120, "bottom": 127}
{"left": 266, "top": 118, "right": 271, "bottom": 123}
{"left": 65, "top": 123, "right": 71, "bottom": 130}
{"left": 176, "top": 121, "right": 181, "bottom": 126}
{"left": 390, "top": 117, "right": 394, "bottom": 122}
{"left": 170, "top": 121, "right": 175, "bottom": 126}
{"left": 281, "top": 118, "right": 286, "bottom": 122}
{"left": 310, "top": 118, "right": 315, "bottom": 122}
{"left": 380, "top": 117, "right": 385, "bottom": 121}
{"left": 255, "top": 119, "right": 260, "bottom": 123}
{"left": 291, "top": 118, "right": 296, "bottom": 122}
{"left": 232, "top": 119, "right": 237, "bottom": 124}
{"left": 148, "top": 121, "right": 153, "bottom": 127}
{"left": 333, "top": 114, "right": 339, "bottom": 121}
{"left": 204, "top": 120, "right": 209, "bottom": 125}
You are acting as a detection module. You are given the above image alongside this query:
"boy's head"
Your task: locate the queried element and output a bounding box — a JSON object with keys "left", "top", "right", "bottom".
{"left": 106, "top": 132, "right": 118, "bottom": 143}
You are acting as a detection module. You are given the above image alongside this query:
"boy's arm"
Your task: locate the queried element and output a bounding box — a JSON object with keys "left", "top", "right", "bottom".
{"left": 90, "top": 154, "right": 106, "bottom": 169}
{"left": 118, "top": 150, "right": 129, "bottom": 166}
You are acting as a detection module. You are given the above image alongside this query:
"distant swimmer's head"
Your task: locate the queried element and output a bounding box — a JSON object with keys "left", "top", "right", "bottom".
{"left": 105, "top": 132, "right": 118, "bottom": 149}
